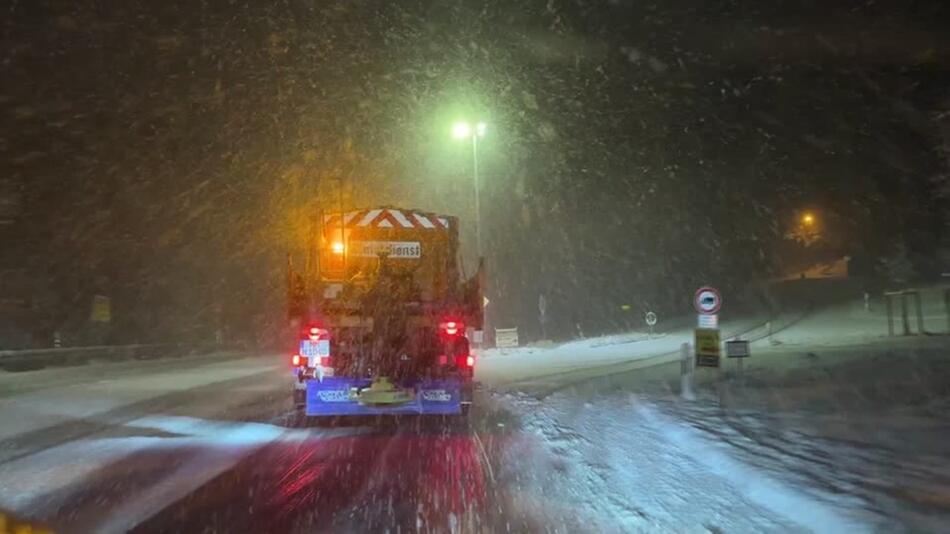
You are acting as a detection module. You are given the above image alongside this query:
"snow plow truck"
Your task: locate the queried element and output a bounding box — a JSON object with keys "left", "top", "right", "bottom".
{"left": 288, "top": 207, "right": 483, "bottom": 418}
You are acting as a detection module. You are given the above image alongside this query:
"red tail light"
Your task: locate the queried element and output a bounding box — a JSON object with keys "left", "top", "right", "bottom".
{"left": 439, "top": 320, "right": 463, "bottom": 337}
{"left": 291, "top": 354, "right": 302, "bottom": 366}
{"left": 466, "top": 355, "right": 475, "bottom": 367}
{"left": 307, "top": 326, "right": 329, "bottom": 341}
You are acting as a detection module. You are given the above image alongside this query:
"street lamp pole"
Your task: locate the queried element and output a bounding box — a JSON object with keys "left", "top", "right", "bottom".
{"left": 452, "top": 121, "right": 487, "bottom": 256}
{"left": 452, "top": 120, "right": 488, "bottom": 344}
{"left": 471, "top": 131, "right": 481, "bottom": 256}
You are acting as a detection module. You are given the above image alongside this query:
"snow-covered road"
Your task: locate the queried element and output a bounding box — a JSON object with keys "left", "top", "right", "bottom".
{"left": 0, "top": 353, "right": 298, "bottom": 532}
{"left": 0, "top": 354, "right": 280, "bottom": 446}
{"left": 1, "top": 310, "right": 947, "bottom": 532}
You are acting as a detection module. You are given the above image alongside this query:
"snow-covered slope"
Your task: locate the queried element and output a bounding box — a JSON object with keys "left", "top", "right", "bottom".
{"left": 499, "top": 391, "right": 876, "bottom": 533}
{"left": 477, "top": 316, "right": 768, "bottom": 386}
{"left": 478, "top": 286, "right": 949, "bottom": 387}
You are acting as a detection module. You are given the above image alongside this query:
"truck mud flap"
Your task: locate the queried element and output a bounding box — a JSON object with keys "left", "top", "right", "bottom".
{"left": 305, "top": 377, "right": 462, "bottom": 416}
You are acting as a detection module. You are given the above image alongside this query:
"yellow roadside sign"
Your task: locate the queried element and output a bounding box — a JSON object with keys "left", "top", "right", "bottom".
{"left": 694, "top": 328, "right": 721, "bottom": 367}
{"left": 91, "top": 295, "right": 111, "bottom": 323}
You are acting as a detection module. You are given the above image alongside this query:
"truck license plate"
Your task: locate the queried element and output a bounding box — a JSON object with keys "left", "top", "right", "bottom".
{"left": 299, "top": 339, "right": 330, "bottom": 357}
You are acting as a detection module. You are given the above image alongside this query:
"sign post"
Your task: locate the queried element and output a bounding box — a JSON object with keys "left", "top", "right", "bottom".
{"left": 90, "top": 294, "right": 112, "bottom": 346}
{"left": 693, "top": 286, "right": 722, "bottom": 368}
{"left": 538, "top": 293, "right": 547, "bottom": 341}
{"left": 680, "top": 342, "right": 695, "bottom": 400}
{"left": 726, "top": 339, "right": 751, "bottom": 384}
{"left": 645, "top": 311, "right": 657, "bottom": 338}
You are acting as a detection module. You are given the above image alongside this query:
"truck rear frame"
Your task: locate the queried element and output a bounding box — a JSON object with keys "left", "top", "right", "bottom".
{"left": 288, "top": 207, "right": 482, "bottom": 418}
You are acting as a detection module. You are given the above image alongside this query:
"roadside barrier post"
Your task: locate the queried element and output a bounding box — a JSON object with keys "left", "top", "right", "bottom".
{"left": 901, "top": 292, "right": 910, "bottom": 335}
{"left": 945, "top": 288, "right": 950, "bottom": 334}
{"left": 680, "top": 342, "right": 695, "bottom": 400}
{"left": 885, "top": 294, "right": 894, "bottom": 336}
{"left": 885, "top": 289, "right": 925, "bottom": 335}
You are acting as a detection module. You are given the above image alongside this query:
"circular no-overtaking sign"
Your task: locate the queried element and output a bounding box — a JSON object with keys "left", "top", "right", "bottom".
{"left": 645, "top": 311, "right": 658, "bottom": 326}
{"left": 694, "top": 286, "right": 722, "bottom": 315}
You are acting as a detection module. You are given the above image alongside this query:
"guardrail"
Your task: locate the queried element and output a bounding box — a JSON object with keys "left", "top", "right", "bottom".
{"left": 0, "top": 343, "right": 224, "bottom": 371}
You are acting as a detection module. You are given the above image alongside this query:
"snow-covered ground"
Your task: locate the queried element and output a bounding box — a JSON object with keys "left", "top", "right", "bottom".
{"left": 478, "top": 286, "right": 950, "bottom": 388}
{"left": 477, "top": 316, "right": 770, "bottom": 386}
{"left": 0, "top": 354, "right": 358, "bottom": 532}
{"left": 498, "top": 391, "right": 877, "bottom": 533}
{"left": 483, "top": 292, "right": 950, "bottom": 532}
{"left": 0, "top": 355, "right": 279, "bottom": 525}
{"left": 0, "top": 355, "right": 281, "bottom": 443}
{"left": 0, "top": 411, "right": 373, "bottom": 533}
{"left": 0, "top": 293, "right": 945, "bottom": 532}
{"left": 765, "top": 295, "right": 948, "bottom": 347}
{"left": 0, "top": 416, "right": 285, "bottom": 531}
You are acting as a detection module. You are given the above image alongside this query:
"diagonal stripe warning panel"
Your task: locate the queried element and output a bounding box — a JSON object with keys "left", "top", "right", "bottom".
{"left": 324, "top": 211, "right": 367, "bottom": 229}
{"left": 326, "top": 209, "right": 451, "bottom": 230}
{"left": 389, "top": 209, "right": 415, "bottom": 228}
{"left": 376, "top": 210, "right": 402, "bottom": 228}
{"left": 357, "top": 209, "right": 383, "bottom": 227}
{"left": 343, "top": 211, "right": 362, "bottom": 226}
{"left": 413, "top": 212, "right": 436, "bottom": 228}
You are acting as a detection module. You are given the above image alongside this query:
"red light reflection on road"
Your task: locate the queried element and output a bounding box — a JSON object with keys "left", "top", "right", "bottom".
{"left": 264, "top": 430, "right": 488, "bottom": 530}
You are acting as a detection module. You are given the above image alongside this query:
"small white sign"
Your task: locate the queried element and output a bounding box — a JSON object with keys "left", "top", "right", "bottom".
{"left": 495, "top": 327, "right": 519, "bottom": 348}
{"left": 645, "top": 311, "right": 658, "bottom": 326}
{"left": 726, "top": 340, "right": 750, "bottom": 358}
{"left": 350, "top": 241, "right": 421, "bottom": 258}
{"left": 697, "top": 314, "right": 718, "bottom": 328}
